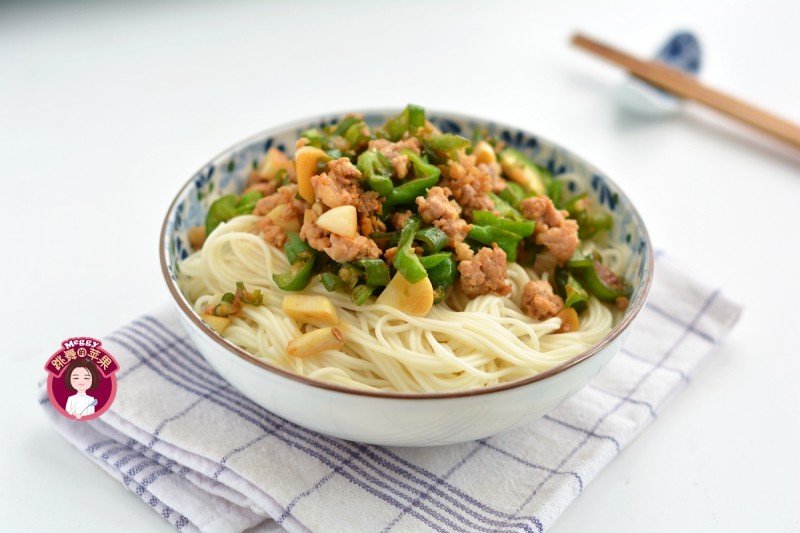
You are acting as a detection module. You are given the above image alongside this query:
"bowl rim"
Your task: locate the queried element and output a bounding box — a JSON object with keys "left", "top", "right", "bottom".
{"left": 160, "top": 107, "right": 655, "bottom": 400}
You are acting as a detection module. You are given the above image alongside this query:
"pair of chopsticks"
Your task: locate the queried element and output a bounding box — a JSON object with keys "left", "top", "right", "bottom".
{"left": 571, "top": 33, "right": 800, "bottom": 150}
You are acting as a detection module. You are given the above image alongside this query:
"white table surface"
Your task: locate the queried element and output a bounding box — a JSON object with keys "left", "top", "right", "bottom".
{"left": 3, "top": 0, "right": 799, "bottom": 531}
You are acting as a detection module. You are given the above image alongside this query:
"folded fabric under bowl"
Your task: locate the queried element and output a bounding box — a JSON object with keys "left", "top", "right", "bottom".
{"left": 38, "top": 252, "right": 741, "bottom": 532}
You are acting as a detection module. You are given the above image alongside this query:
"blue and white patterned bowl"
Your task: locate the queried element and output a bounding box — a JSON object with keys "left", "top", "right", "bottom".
{"left": 160, "top": 110, "right": 654, "bottom": 446}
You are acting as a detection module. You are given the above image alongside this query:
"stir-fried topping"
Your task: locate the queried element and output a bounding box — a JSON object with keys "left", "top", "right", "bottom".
{"left": 193, "top": 105, "right": 632, "bottom": 324}
{"left": 202, "top": 282, "right": 264, "bottom": 317}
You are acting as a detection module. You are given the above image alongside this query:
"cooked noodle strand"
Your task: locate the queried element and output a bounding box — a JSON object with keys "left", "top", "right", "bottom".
{"left": 178, "top": 216, "right": 617, "bottom": 392}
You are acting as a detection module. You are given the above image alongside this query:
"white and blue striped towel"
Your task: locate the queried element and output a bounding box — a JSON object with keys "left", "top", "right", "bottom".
{"left": 38, "top": 253, "right": 741, "bottom": 532}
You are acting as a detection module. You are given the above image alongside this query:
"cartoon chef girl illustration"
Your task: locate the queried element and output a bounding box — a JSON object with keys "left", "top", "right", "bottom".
{"left": 63, "top": 359, "right": 100, "bottom": 419}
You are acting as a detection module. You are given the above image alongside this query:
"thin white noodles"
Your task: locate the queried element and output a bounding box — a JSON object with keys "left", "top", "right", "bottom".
{"left": 178, "top": 216, "right": 618, "bottom": 392}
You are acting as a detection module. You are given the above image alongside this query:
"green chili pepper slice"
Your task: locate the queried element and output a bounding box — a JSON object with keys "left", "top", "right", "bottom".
{"left": 380, "top": 104, "right": 424, "bottom": 141}
{"left": 404, "top": 149, "right": 441, "bottom": 179}
{"left": 515, "top": 239, "right": 540, "bottom": 267}
{"left": 555, "top": 268, "right": 588, "bottom": 313}
{"left": 419, "top": 252, "right": 452, "bottom": 270}
{"left": 205, "top": 195, "right": 236, "bottom": 235}
{"left": 272, "top": 255, "right": 316, "bottom": 291}
{"left": 273, "top": 168, "right": 290, "bottom": 187}
{"left": 426, "top": 256, "right": 458, "bottom": 288}
{"left": 579, "top": 260, "right": 632, "bottom": 302}
{"left": 563, "top": 194, "right": 589, "bottom": 226}
{"left": 384, "top": 150, "right": 441, "bottom": 207}
{"left": 563, "top": 193, "right": 614, "bottom": 239}
{"left": 337, "top": 263, "right": 363, "bottom": 292}
{"left": 351, "top": 284, "right": 375, "bottom": 306}
{"left": 320, "top": 272, "right": 343, "bottom": 292}
{"left": 356, "top": 150, "right": 395, "bottom": 197}
{"left": 343, "top": 121, "right": 370, "bottom": 151}
{"left": 580, "top": 213, "right": 613, "bottom": 239}
{"left": 422, "top": 134, "right": 471, "bottom": 163}
{"left": 415, "top": 226, "right": 448, "bottom": 253}
{"left": 235, "top": 191, "right": 264, "bottom": 215}
{"left": 498, "top": 147, "right": 551, "bottom": 195}
{"left": 547, "top": 179, "right": 562, "bottom": 207}
{"left": 388, "top": 168, "right": 440, "bottom": 205}
{"left": 369, "top": 230, "right": 401, "bottom": 247}
{"left": 357, "top": 259, "right": 390, "bottom": 287}
{"left": 468, "top": 225, "right": 523, "bottom": 262}
{"left": 486, "top": 192, "right": 523, "bottom": 220}
{"left": 235, "top": 281, "right": 264, "bottom": 306}
{"left": 213, "top": 301, "right": 236, "bottom": 317}
{"left": 407, "top": 104, "right": 426, "bottom": 132}
{"left": 300, "top": 128, "right": 328, "bottom": 148}
{"left": 393, "top": 216, "right": 428, "bottom": 283}
{"left": 284, "top": 232, "right": 315, "bottom": 265}
{"left": 213, "top": 291, "right": 240, "bottom": 317}
{"left": 432, "top": 286, "right": 448, "bottom": 304}
{"left": 334, "top": 116, "right": 361, "bottom": 137}
{"left": 497, "top": 181, "right": 526, "bottom": 209}
{"left": 206, "top": 191, "right": 265, "bottom": 235}
{"left": 565, "top": 250, "right": 593, "bottom": 269}
{"left": 384, "top": 114, "right": 408, "bottom": 141}
{"left": 472, "top": 210, "right": 535, "bottom": 238}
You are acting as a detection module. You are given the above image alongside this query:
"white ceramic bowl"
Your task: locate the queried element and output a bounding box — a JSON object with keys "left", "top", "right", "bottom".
{"left": 160, "top": 109, "right": 653, "bottom": 446}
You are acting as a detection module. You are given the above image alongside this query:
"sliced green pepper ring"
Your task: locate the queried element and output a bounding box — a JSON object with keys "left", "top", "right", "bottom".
{"left": 579, "top": 260, "right": 632, "bottom": 302}
{"left": 272, "top": 256, "right": 316, "bottom": 292}
{"left": 394, "top": 216, "right": 428, "bottom": 283}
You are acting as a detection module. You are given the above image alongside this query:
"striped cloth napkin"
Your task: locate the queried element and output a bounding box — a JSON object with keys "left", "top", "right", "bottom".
{"left": 38, "top": 253, "right": 741, "bottom": 532}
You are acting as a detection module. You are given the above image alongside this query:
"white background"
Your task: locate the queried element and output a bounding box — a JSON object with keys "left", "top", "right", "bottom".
{"left": 2, "top": 0, "right": 799, "bottom": 531}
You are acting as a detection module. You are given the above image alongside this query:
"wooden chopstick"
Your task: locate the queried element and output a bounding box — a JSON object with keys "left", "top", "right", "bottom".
{"left": 571, "top": 33, "right": 800, "bottom": 150}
